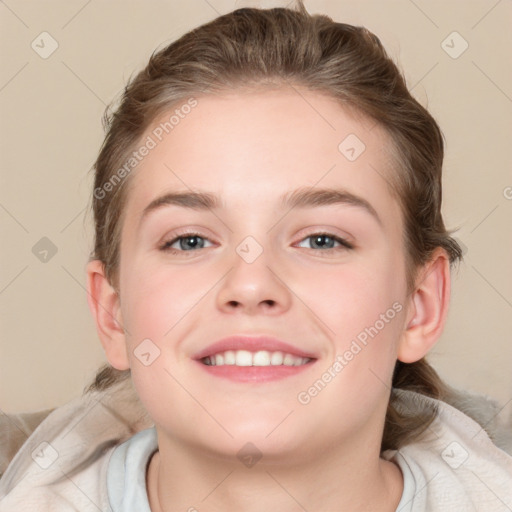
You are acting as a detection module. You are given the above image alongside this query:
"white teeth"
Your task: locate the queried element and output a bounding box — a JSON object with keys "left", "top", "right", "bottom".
{"left": 283, "top": 353, "right": 295, "bottom": 366}
{"left": 270, "top": 352, "right": 284, "bottom": 365}
{"left": 224, "top": 350, "right": 236, "bottom": 365}
{"left": 253, "top": 351, "right": 271, "bottom": 366}
{"left": 203, "top": 350, "right": 310, "bottom": 367}
{"left": 235, "top": 350, "right": 253, "bottom": 366}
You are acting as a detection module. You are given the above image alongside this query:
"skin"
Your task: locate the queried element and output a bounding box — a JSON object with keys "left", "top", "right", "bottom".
{"left": 87, "top": 85, "right": 451, "bottom": 512}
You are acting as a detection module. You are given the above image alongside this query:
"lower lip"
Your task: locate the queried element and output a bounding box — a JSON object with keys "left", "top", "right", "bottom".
{"left": 194, "top": 360, "right": 316, "bottom": 382}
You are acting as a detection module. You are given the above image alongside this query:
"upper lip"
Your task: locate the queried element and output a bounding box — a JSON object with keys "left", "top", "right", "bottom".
{"left": 192, "top": 335, "right": 318, "bottom": 361}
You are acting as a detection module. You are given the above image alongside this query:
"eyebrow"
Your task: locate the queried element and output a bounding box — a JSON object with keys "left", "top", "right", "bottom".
{"left": 139, "top": 187, "right": 382, "bottom": 227}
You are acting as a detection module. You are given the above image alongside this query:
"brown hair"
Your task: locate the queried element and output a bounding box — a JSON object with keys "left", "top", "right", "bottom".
{"left": 87, "top": 1, "right": 462, "bottom": 451}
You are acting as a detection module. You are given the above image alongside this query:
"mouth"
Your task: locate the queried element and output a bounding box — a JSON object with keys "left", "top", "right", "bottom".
{"left": 193, "top": 335, "right": 317, "bottom": 382}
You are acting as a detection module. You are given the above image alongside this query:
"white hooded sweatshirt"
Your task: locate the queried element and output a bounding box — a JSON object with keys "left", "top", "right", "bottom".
{"left": 1, "top": 378, "right": 511, "bottom": 511}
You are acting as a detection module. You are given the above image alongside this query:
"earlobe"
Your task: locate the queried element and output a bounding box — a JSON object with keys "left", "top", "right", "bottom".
{"left": 398, "top": 248, "right": 451, "bottom": 363}
{"left": 86, "top": 260, "right": 130, "bottom": 370}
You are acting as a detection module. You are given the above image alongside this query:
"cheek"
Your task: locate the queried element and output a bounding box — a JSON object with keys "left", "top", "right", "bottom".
{"left": 118, "top": 262, "right": 203, "bottom": 426}
{"left": 121, "top": 257, "right": 208, "bottom": 342}
{"left": 299, "top": 257, "right": 405, "bottom": 392}
{"left": 299, "top": 257, "right": 405, "bottom": 341}
{"left": 294, "top": 264, "right": 405, "bottom": 430}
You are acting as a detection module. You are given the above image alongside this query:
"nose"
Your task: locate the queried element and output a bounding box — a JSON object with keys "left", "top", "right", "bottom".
{"left": 215, "top": 241, "right": 292, "bottom": 315}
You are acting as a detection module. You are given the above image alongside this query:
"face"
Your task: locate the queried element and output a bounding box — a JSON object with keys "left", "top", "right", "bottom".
{"left": 116, "top": 86, "right": 410, "bottom": 462}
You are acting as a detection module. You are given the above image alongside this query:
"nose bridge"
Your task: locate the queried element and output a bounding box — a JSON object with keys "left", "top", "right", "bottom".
{"left": 215, "top": 232, "right": 291, "bottom": 313}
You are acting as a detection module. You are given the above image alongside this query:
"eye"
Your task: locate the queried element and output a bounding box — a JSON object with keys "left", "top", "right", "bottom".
{"left": 159, "top": 232, "right": 214, "bottom": 254}
{"left": 296, "top": 232, "right": 353, "bottom": 252}
{"left": 159, "top": 231, "right": 353, "bottom": 255}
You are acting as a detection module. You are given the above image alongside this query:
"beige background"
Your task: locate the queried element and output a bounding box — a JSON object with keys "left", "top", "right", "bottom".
{"left": 1, "top": 1, "right": 511, "bottom": 422}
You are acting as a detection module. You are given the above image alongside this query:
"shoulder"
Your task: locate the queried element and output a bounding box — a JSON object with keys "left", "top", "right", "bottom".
{"left": 0, "top": 448, "right": 113, "bottom": 512}
{"left": 0, "top": 378, "right": 153, "bottom": 511}
{"left": 383, "top": 389, "right": 512, "bottom": 511}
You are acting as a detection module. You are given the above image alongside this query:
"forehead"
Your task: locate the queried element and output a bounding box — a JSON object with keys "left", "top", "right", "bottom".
{"left": 124, "top": 86, "right": 401, "bottom": 225}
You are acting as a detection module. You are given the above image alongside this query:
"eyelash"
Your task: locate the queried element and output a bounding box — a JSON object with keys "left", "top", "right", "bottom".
{"left": 159, "top": 231, "right": 354, "bottom": 255}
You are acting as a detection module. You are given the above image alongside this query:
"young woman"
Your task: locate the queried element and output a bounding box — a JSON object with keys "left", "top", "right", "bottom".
{"left": 1, "top": 2, "right": 511, "bottom": 511}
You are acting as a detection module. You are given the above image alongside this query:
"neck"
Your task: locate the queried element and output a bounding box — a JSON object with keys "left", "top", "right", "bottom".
{"left": 146, "top": 433, "right": 403, "bottom": 512}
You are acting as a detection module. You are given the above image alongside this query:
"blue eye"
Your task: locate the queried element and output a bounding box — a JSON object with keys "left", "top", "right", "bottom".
{"left": 160, "top": 233, "right": 213, "bottom": 253}
{"left": 297, "top": 233, "right": 353, "bottom": 251}
{"left": 159, "top": 231, "right": 353, "bottom": 255}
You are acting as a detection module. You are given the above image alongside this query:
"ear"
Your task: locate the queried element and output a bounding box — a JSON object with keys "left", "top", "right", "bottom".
{"left": 86, "top": 260, "right": 130, "bottom": 370}
{"left": 398, "top": 248, "right": 451, "bottom": 363}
